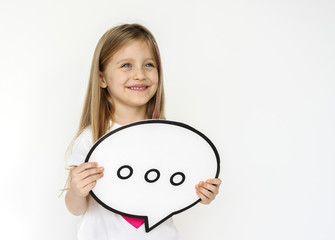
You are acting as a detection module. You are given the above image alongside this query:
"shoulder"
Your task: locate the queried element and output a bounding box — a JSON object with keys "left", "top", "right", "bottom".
{"left": 77, "top": 127, "right": 93, "bottom": 142}
{"left": 73, "top": 128, "right": 94, "bottom": 151}
{"left": 67, "top": 128, "right": 94, "bottom": 167}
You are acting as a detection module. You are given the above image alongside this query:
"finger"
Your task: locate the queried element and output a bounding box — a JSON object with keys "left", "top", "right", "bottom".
{"left": 74, "top": 170, "right": 104, "bottom": 196}
{"left": 81, "top": 171, "right": 104, "bottom": 188}
{"left": 196, "top": 189, "right": 211, "bottom": 204}
{"left": 78, "top": 180, "right": 98, "bottom": 197}
{"left": 198, "top": 181, "right": 218, "bottom": 193}
{"left": 196, "top": 184, "right": 215, "bottom": 201}
{"left": 79, "top": 167, "right": 104, "bottom": 181}
{"left": 72, "top": 162, "right": 99, "bottom": 175}
{"left": 71, "top": 167, "right": 103, "bottom": 190}
{"left": 82, "top": 181, "right": 97, "bottom": 195}
{"left": 206, "top": 178, "right": 222, "bottom": 186}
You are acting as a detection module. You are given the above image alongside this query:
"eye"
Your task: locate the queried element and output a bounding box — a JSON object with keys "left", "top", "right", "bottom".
{"left": 145, "top": 62, "right": 155, "bottom": 68}
{"left": 121, "top": 63, "right": 131, "bottom": 68}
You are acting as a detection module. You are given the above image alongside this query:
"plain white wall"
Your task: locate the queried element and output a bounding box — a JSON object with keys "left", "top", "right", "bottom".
{"left": 0, "top": 0, "right": 334, "bottom": 239}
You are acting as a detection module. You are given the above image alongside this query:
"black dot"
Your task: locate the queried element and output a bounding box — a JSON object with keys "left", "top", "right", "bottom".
{"left": 117, "top": 165, "right": 133, "bottom": 180}
{"left": 144, "top": 169, "right": 160, "bottom": 183}
{"left": 170, "top": 172, "right": 185, "bottom": 186}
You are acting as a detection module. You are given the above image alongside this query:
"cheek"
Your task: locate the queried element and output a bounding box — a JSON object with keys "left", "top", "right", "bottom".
{"left": 106, "top": 81, "right": 117, "bottom": 94}
{"left": 152, "top": 77, "right": 159, "bottom": 93}
{"left": 151, "top": 72, "right": 159, "bottom": 86}
{"left": 107, "top": 73, "right": 127, "bottom": 90}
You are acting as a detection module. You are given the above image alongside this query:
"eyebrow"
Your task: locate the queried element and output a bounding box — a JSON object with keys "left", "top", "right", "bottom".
{"left": 116, "top": 58, "right": 155, "bottom": 64}
{"left": 116, "top": 58, "right": 132, "bottom": 64}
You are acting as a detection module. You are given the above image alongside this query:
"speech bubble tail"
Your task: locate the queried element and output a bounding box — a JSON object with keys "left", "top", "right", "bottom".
{"left": 144, "top": 199, "right": 202, "bottom": 232}
{"left": 144, "top": 214, "right": 169, "bottom": 233}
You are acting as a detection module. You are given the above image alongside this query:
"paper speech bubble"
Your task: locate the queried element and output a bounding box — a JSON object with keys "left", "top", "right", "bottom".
{"left": 85, "top": 120, "right": 220, "bottom": 232}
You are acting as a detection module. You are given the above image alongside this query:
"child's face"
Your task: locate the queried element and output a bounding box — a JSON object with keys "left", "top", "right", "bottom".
{"left": 100, "top": 39, "right": 158, "bottom": 114}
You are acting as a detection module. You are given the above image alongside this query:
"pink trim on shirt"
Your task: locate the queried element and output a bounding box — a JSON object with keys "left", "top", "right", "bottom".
{"left": 122, "top": 216, "right": 145, "bottom": 229}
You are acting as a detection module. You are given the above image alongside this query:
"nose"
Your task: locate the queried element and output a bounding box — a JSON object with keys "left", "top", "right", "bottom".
{"left": 132, "top": 67, "right": 145, "bottom": 80}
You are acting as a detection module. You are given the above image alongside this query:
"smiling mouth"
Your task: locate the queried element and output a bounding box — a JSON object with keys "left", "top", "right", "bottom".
{"left": 127, "top": 85, "right": 149, "bottom": 91}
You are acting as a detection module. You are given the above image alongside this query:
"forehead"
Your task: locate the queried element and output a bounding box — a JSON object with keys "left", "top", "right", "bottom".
{"left": 112, "top": 39, "right": 154, "bottom": 60}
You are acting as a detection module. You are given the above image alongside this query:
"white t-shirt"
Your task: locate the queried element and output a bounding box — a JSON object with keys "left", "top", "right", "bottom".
{"left": 67, "top": 124, "right": 180, "bottom": 240}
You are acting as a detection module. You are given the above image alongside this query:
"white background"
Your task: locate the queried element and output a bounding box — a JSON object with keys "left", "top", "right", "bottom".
{"left": 0, "top": 0, "right": 334, "bottom": 239}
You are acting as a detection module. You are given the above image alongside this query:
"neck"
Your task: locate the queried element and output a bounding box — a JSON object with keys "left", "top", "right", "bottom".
{"left": 113, "top": 106, "right": 148, "bottom": 125}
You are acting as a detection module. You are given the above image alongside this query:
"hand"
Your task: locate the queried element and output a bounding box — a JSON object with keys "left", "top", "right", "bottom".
{"left": 70, "top": 162, "right": 104, "bottom": 198}
{"left": 195, "top": 178, "right": 222, "bottom": 205}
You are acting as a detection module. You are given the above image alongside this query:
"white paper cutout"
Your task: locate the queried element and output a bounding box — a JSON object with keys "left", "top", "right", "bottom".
{"left": 85, "top": 120, "right": 220, "bottom": 232}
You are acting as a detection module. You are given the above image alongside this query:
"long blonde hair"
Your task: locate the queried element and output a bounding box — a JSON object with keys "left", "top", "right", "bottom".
{"left": 61, "top": 24, "right": 165, "bottom": 194}
{"left": 77, "top": 23, "right": 165, "bottom": 142}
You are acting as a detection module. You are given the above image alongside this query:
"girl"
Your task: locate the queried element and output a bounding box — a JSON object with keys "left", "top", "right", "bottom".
{"left": 65, "top": 23, "right": 222, "bottom": 240}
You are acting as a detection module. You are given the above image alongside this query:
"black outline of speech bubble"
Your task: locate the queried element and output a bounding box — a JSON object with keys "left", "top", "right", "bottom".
{"left": 85, "top": 119, "right": 220, "bottom": 233}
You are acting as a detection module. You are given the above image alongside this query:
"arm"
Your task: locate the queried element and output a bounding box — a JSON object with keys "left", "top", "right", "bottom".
{"left": 65, "top": 162, "right": 104, "bottom": 216}
{"left": 195, "top": 178, "right": 222, "bottom": 205}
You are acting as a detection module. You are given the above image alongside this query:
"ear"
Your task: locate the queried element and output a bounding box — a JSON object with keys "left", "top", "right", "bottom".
{"left": 99, "top": 72, "right": 108, "bottom": 88}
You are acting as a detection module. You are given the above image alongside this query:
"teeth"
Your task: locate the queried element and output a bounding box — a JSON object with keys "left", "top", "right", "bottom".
{"left": 129, "top": 87, "right": 146, "bottom": 90}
